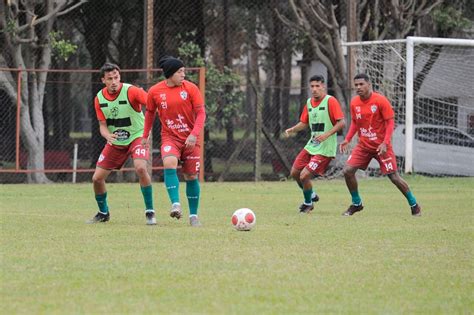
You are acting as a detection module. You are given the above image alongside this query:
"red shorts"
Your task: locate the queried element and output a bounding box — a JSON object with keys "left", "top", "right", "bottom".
{"left": 292, "top": 149, "right": 333, "bottom": 176}
{"left": 346, "top": 144, "right": 397, "bottom": 174}
{"left": 161, "top": 141, "right": 201, "bottom": 175}
{"left": 97, "top": 137, "right": 149, "bottom": 170}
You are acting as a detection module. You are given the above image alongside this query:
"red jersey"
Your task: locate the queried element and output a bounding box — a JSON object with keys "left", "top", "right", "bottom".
{"left": 144, "top": 80, "right": 205, "bottom": 143}
{"left": 349, "top": 92, "right": 394, "bottom": 150}
{"left": 94, "top": 83, "right": 147, "bottom": 121}
{"left": 299, "top": 96, "right": 344, "bottom": 125}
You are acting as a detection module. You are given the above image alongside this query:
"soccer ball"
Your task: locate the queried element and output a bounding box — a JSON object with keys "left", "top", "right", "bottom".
{"left": 231, "top": 208, "right": 256, "bottom": 231}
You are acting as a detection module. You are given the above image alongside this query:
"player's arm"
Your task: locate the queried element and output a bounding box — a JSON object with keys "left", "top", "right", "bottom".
{"left": 99, "top": 120, "right": 117, "bottom": 145}
{"left": 128, "top": 85, "right": 148, "bottom": 111}
{"left": 94, "top": 97, "right": 117, "bottom": 145}
{"left": 185, "top": 84, "right": 206, "bottom": 148}
{"left": 285, "top": 122, "right": 308, "bottom": 137}
{"left": 377, "top": 96, "right": 395, "bottom": 154}
{"left": 142, "top": 89, "right": 157, "bottom": 143}
{"left": 315, "top": 119, "right": 345, "bottom": 143}
{"left": 340, "top": 103, "right": 357, "bottom": 154}
{"left": 191, "top": 105, "right": 206, "bottom": 137}
{"left": 314, "top": 97, "right": 345, "bottom": 142}
{"left": 185, "top": 105, "right": 206, "bottom": 148}
{"left": 285, "top": 106, "right": 308, "bottom": 137}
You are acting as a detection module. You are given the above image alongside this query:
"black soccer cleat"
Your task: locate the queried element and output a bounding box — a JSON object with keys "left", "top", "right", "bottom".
{"left": 312, "top": 194, "right": 320, "bottom": 203}
{"left": 342, "top": 204, "right": 364, "bottom": 216}
{"left": 299, "top": 204, "right": 314, "bottom": 214}
{"left": 87, "top": 211, "right": 110, "bottom": 224}
{"left": 411, "top": 204, "right": 422, "bottom": 216}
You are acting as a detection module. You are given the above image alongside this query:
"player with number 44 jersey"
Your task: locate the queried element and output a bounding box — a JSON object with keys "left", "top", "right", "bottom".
{"left": 143, "top": 56, "right": 206, "bottom": 227}
{"left": 88, "top": 63, "right": 156, "bottom": 226}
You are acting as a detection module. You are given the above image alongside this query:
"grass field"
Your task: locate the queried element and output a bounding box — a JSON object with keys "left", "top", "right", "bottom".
{"left": 1, "top": 176, "right": 473, "bottom": 314}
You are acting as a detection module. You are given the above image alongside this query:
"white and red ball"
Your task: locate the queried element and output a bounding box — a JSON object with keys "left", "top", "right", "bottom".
{"left": 231, "top": 208, "right": 256, "bottom": 231}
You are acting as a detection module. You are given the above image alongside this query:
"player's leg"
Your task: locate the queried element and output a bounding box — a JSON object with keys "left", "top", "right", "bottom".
{"left": 163, "top": 155, "right": 181, "bottom": 219}
{"left": 88, "top": 144, "right": 125, "bottom": 223}
{"left": 376, "top": 148, "right": 421, "bottom": 216}
{"left": 161, "top": 141, "right": 182, "bottom": 219}
{"left": 89, "top": 166, "right": 112, "bottom": 223}
{"left": 291, "top": 149, "right": 318, "bottom": 211}
{"left": 182, "top": 145, "right": 202, "bottom": 227}
{"left": 342, "top": 145, "right": 371, "bottom": 216}
{"left": 299, "top": 168, "right": 315, "bottom": 213}
{"left": 130, "top": 139, "right": 156, "bottom": 224}
{"left": 387, "top": 172, "right": 420, "bottom": 215}
{"left": 300, "top": 155, "right": 333, "bottom": 213}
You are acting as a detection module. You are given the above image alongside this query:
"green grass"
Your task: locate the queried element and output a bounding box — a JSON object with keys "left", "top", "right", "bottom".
{"left": 1, "top": 177, "right": 473, "bottom": 314}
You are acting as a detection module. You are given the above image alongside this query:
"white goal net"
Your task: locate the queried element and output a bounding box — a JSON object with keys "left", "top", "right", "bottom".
{"left": 343, "top": 37, "right": 474, "bottom": 177}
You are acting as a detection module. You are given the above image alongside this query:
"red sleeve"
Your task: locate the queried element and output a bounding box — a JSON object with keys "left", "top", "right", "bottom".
{"left": 189, "top": 83, "right": 204, "bottom": 108}
{"left": 328, "top": 97, "right": 344, "bottom": 125}
{"left": 143, "top": 88, "right": 157, "bottom": 138}
{"left": 191, "top": 106, "right": 206, "bottom": 137}
{"left": 299, "top": 105, "right": 309, "bottom": 124}
{"left": 127, "top": 86, "right": 148, "bottom": 112}
{"left": 379, "top": 95, "right": 394, "bottom": 120}
{"left": 344, "top": 102, "right": 357, "bottom": 142}
{"left": 187, "top": 82, "right": 206, "bottom": 136}
{"left": 345, "top": 122, "right": 357, "bottom": 142}
{"left": 383, "top": 118, "right": 395, "bottom": 144}
{"left": 94, "top": 96, "right": 105, "bottom": 121}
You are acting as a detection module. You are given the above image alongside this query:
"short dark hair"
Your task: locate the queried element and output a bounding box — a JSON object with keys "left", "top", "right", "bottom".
{"left": 309, "top": 75, "right": 325, "bottom": 83}
{"left": 354, "top": 73, "right": 370, "bottom": 82}
{"left": 100, "top": 63, "right": 121, "bottom": 78}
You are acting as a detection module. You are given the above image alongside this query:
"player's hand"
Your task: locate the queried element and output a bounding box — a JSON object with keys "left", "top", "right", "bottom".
{"left": 377, "top": 142, "right": 387, "bottom": 155}
{"left": 141, "top": 136, "right": 150, "bottom": 148}
{"left": 105, "top": 133, "right": 118, "bottom": 145}
{"left": 185, "top": 134, "right": 197, "bottom": 149}
{"left": 284, "top": 127, "right": 295, "bottom": 138}
{"left": 339, "top": 140, "right": 350, "bottom": 154}
{"left": 314, "top": 133, "right": 328, "bottom": 143}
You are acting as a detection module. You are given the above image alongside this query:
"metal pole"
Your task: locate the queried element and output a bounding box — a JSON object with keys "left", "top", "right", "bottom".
{"left": 145, "top": 0, "right": 154, "bottom": 175}
{"left": 405, "top": 37, "right": 414, "bottom": 173}
{"left": 72, "top": 143, "right": 78, "bottom": 183}
{"left": 15, "top": 70, "right": 21, "bottom": 170}
{"left": 198, "top": 67, "right": 206, "bottom": 182}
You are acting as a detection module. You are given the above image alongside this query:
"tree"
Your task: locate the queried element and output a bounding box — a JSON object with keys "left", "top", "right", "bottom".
{"left": 0, "top": 0, "right": 86, "bottom": 183}
{"left": 277, "top": 0, "right": 444, "bottom": 109}
{"left": 177, "top": 36, "right": 244, "bottom": 174}
{"left": 78, "top": 0, "right": 144, "bottom": 166}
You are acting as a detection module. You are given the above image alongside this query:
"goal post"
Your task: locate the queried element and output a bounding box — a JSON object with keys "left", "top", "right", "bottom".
{"left": 404, "top": 37, "right": 474, "bottom": 173}
{"left": 343, "top": 37, "right": 474, "bottom": 176}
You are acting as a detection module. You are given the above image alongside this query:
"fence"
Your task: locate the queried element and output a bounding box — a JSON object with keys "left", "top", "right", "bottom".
{"left": 0, "top": 64, "right": 351, "bottom": 184}
{"left": 1, "top": 1, "right": 473, "bottom": 183}
{"left": 0, "top": 68, "right": 208, "bottom": 183}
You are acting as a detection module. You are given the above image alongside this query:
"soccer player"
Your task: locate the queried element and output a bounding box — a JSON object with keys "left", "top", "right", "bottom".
{"left": 339, "top": 73, "right": 421, "bottom": 216}
{"left": 285, "top": 75, "right": 345, "bottom": 213}
{"left": 142, "top": 56, "right": 206, "bottom": 227}
{"left": 87, "top": 63, "right": 156, "bottom": 225}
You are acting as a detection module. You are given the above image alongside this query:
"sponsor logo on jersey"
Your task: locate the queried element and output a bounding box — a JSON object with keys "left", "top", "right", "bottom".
{"left": 165, "top": 115, "right": 190, "bottom": 133}
{"left": 113, "top": 129, "right": 130, "bottom": 141}
{"left": 180, "top": 91, "right": 188, "bottom": 100}
{"left": 359, "top": 126, "right": 377, "bottom": 141}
